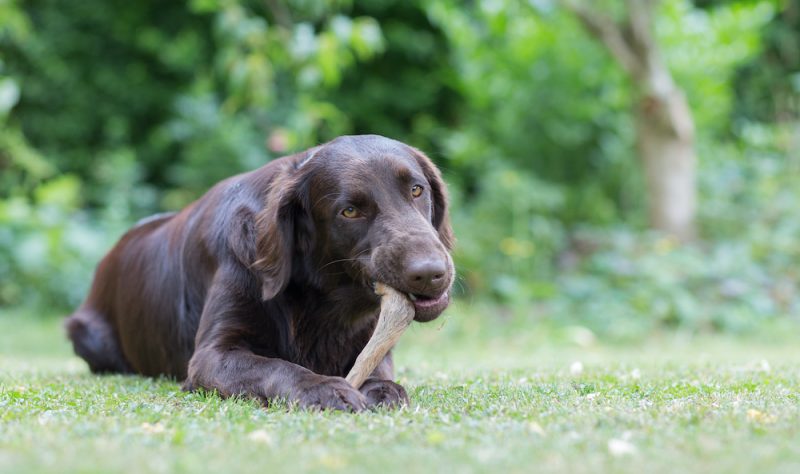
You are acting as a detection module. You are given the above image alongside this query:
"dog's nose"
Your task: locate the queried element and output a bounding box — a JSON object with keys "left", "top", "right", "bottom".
{"left": 404, "top": 258, "right": 447, "bottom": 295}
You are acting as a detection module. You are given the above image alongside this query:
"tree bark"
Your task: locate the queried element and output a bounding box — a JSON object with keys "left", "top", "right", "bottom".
{"left": 636, "top": 88, "right": 696, "bottom": 240}
{"left": 561, "top": 0, "right": 697, "bottom": 240}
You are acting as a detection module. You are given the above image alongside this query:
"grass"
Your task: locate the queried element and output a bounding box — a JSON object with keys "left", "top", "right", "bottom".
{"left": 1, "top": 304, "right": 799, "bottom": 474}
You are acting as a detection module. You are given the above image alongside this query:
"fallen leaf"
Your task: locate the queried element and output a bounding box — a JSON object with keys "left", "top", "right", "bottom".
{"left": 247, "top": 429, "right": 274, "bottom": 444}
{"left": 746, "top": 409, "right": 777, "bottom": 424}
{"left": 527, "top": 422, "right": 546, "bottom": 436}
{"left": 608, "top": 438, "right": 637, "bottom": 457}
{"left": 141, "top": 422, "right": 165, "bottom": 434}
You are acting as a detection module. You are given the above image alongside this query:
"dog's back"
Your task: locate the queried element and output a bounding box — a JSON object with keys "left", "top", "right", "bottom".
{"left": 65, "top": 155, "right": 291, "bottom": 379}
{"left": 66, "top": 199, "right": 221, "bottom": 378}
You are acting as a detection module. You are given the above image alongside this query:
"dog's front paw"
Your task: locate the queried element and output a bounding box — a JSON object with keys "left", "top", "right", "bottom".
{"left": 296, "top": 375, "right": 367, "bottom": 412}
{"left": 360, "top": 378, "right": 409, "bottom": 408}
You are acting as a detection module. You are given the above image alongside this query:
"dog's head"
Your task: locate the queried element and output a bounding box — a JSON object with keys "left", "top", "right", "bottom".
{"left": 254, "top": 135, "right": 454, "bottom": 322}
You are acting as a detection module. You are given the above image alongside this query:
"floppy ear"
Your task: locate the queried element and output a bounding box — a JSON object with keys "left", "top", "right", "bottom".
{"left": 252, "top": 173, "right": 305, "bottom": 300}
{"left": 410, "top": 147, "right": 455, "bottom": 250}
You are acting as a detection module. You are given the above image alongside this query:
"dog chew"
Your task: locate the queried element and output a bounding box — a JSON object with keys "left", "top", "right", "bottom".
{"left": 345, "top": 282, "right": 415, "bottom": 389}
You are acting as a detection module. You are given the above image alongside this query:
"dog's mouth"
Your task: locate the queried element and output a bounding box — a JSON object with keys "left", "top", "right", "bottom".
{"left": 407, "top": 291, "right": 450, "bottom": 322}
{"left": 370, "top": 282, "right": 450, "bottom": 323}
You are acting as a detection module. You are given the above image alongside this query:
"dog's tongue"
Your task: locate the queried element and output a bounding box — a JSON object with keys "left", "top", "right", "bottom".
{"left": 408, "top": 291, "right": 447, "bottom": 309}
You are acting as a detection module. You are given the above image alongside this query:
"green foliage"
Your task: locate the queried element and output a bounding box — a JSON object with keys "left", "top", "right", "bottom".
{"left": 3, "top": 0, "right": 211, "bottom": 194}
{"left": 1, "top": 0, "right": 798, "bottom": 336}
{"left": 430, "top": 1, "right": 638, "bottom": 224}
{"left": 733, "top": 0, "right": 800, "bottom": 122}
{"left": 1, "top": 0, "right": 388, "bottom": 206}
{"left": 0, "top": 0, "right": 390, "bottom": 307}
{"left": 660, "top": 0, "right": 774, "bottom": 134}
{"left": 0, "top": 176, "right": 129, "bottom": 309}
{"left": 451, "top": 167, "right": 567, "bottom": 303}
{"left": 521, "top": 122, "right": 800, "bottom": 338}
{"left": 693, "top": 0, "right": 800, "bottom": 122}
{"left": 327, "top": 0, "right": 460, "bottom": 150}
{"left": 432, "top": 0, "right": 783, "bottom": 325}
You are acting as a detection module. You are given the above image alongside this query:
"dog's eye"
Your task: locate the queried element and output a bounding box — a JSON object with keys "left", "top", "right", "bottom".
{"left": 341, "top": 206, "right": 361, "bottom": 218}
{"left": 411, "top": 185, "right": 423, "bottom": 198}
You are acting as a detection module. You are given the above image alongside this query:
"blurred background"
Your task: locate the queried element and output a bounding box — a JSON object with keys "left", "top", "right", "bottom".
{"left": 1, "top": 0, "right": 799, "bottom": 341}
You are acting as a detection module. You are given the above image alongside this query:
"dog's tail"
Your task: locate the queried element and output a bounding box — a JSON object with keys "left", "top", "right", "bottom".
{"left": 65, "top": 309, "right": 132, "bottom": 374}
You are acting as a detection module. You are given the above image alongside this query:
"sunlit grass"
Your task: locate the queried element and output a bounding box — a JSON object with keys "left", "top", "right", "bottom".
{"left": 1, "top": 307, "right": 799, "bottom": 474}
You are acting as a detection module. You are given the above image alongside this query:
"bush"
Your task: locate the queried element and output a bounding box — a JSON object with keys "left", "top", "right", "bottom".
{"left": 481, "top": 124, "right": 800, "bottom": 338}
{"left": 0, "top": 176, "right": 129, "bottom": 309}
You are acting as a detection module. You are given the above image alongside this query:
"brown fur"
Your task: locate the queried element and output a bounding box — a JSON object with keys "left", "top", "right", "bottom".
{"left": 66, "top": 135, "right": 454, "bottom": 411}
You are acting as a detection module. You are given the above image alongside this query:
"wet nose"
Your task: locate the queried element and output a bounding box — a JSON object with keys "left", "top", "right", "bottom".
{"left": 404, "top": 258, "right": 447, "bottom": 295}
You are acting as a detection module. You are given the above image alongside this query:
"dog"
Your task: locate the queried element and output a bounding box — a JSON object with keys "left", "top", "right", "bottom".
{"left": 66, "top": 135, "right": 454, "bottom": 411}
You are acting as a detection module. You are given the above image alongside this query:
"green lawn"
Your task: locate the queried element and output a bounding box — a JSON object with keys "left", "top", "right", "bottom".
{"left": 1, "top": 305, "right": 799, "bottom": 474}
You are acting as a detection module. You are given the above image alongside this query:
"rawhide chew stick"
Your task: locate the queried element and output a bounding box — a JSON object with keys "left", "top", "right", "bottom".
{"left": 345, "top": 282, "right": 415, "bottom": 389}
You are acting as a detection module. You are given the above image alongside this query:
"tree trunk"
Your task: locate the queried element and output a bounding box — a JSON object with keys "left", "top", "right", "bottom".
{"left": 636, "top": 87, "right": 696, "bottom": 241}
{"left": 561, "top": 0, "right": 698, "bottom": 240}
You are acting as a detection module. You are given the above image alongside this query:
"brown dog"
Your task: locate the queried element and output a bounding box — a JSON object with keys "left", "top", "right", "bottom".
{"left": 65, "top": 135, "right": 454, "bottom": 411}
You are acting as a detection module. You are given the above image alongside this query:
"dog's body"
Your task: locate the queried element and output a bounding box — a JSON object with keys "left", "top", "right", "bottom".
{"left": 66, "top": 135, "right": 454, "bottom": 411}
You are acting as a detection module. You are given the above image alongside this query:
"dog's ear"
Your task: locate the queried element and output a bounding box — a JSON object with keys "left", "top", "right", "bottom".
{"left": 410, "top": 147, "right": 455, "bottom": 250}
{"left": 252, "top": 171, "right": 310, "bottom": 300}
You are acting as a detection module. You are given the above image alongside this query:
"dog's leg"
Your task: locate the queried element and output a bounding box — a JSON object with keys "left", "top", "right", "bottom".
{"left": 185, "top": 347, "right": 367, "bottom": 411}
{"left": 184, "top": 267, "right": 367, "bottom": 411}
{"left": 357, "top": 352, "right": 409, "bottom": 408}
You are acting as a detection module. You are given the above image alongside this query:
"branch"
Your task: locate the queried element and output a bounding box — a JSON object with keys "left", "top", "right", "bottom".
{"left": 624, "top": 0, "right": 658, "bottom": 58}
{"left": 264, "top": 0, "right": 292, "bottom": 29}
{"left": 559, "top": 0, "right": 642, "bottom": 76}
